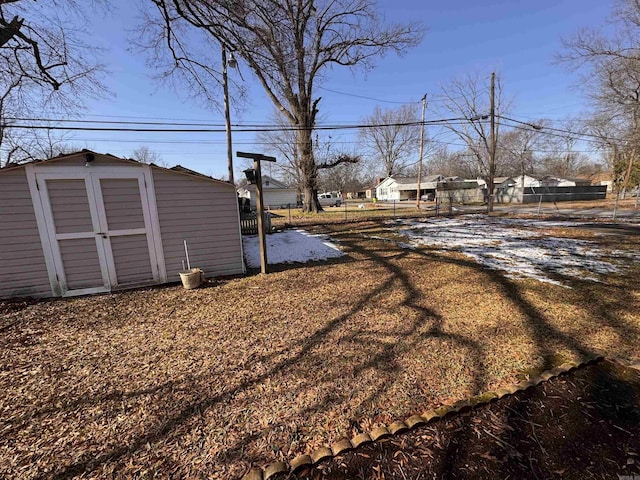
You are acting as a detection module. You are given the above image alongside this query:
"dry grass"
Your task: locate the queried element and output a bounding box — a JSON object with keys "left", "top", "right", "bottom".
{"left": 267, "top": 203, "right": 426, "bottom": 229}
{"left": 1, "top": 218, "right": 639, "bottom": 479}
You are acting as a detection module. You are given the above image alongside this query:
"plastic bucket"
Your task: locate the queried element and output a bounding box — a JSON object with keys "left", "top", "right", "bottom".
{"left": 179, "top": 268, "right": 203, "bottom": 290}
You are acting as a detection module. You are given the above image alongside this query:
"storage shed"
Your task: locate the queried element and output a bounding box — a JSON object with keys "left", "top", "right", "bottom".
{"left": 0, "top": 151, "right": 245, "bottom": 298}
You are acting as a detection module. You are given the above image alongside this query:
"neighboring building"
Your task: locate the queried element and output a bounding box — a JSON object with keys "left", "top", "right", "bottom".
{"left": 346, "top": 185, "right": 376, "bottom": 200}
{"left": 539, "top": 176, "right": 592, "bottom": 187}
{"left": 239, "top": 176, "right": 298, "bottom": 209}
{"left": 511, "top": 174, "right": 542, "bottom": 188}
{"left": 589, "top": 172, "right": 614, "bottom": 193}
{"left": 376, "top": 174, "right": 445, "bottom": 201}
{"left": 0, "top": 150, "right": 245, "bottom": 298}
{"left": 493, "top": 176, "right": 516, "bottom": 188}
{"left": 436, "top": 179, "right": 484, "bottom": 204}
{"left": 496, "top": 174, "right": 605, "bottom": 204}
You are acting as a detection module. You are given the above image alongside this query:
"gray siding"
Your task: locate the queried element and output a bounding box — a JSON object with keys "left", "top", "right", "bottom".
{"left": 101, "top": 178, "right": 145, "bottom": 230}
{"left": 58, "top": 238, "right": 104, "bottom": 289}
{"left": 47, "top": 179, "right": 93, "bottom": 234}
{"left": 249, "top": 188, "right": 298, "bottom": 209}
{"left": 152, "top": 169, "right": 244, "bottom": 279}
{"left": 0, "top": 168, "right": 51, "bottom": 297}
{"left": 111, "top": 234, "right": 153, "bottom": 285}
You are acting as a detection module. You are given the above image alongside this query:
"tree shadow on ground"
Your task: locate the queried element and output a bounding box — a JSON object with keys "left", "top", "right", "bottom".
{"left": 22, "top": 222, "right": 485, "bottom": 479}
{"left": 4, "top": 217, "right": 637, "bottom": 479}
{"left": 355, "top": 218, "right": 640, "bottom": 479}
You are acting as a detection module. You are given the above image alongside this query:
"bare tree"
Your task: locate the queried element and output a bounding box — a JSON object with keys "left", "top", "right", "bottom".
{"left": 559, "top": 0, "right": 640, "bottom": 195}
{"left": 253, "top": 111, "right": 340, "bottom": 204}
{"left": 1, "top": 124, "right": 86, "bottom": 164}
{"left": 359, "top": 104, "right": 420, "bottom": 177}
{"left": 255, "top": 111, "right": 303, "bottom": 196}
{"left": 496, "top": 122, "right": 546, "bottom": 180}
{"left": 534, "top": 118, "right": 592, "bottom": 179}
{"left": 421, "top": 145, "right": 474, "bottom": 178}
{"left": 434, "top": 71, "right": 511, "bottom": 208}
{"left": 0, "top": 0, "right": 108, "bottom": 167}
{"left": 131, "top": 146, "right": 166, "bottom": 166}
{"left": 586, "top": 113, "right": 640, "bottom": 193}
{"left": 143, "top": 0, "right": 424, "bottom": 212}
{"left": 318, "top": 155, "right": 364, "bottom": 193}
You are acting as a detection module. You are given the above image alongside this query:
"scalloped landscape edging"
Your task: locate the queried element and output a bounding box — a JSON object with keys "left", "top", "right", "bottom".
{"left": 241, "top": 353, "right": 640, "bottom": 480}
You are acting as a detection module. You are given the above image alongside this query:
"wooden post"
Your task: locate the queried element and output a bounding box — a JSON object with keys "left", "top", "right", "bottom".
{"left": 416, "top": 94, "right": 427, "bottom": 209}
{"left": 488, "top": 72, "right": 496, "bottom": 213}
{"left": 254, "top": 158, "right": 268, "bottom": 273}
{"left": 222, "top": 46, "right": 234, "bottom": 185}
{"left": 237, "top": 152, "right": 276, "bottom": 274}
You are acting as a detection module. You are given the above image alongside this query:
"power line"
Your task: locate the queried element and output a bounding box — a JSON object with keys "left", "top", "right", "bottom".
{"left": 3, "top": 117, "right": 277, "bottom": 128}
{"left": 23, "top": 133, "right": 596, "bottom": 154}
{"left": 427, "top": 88, "right": 491, "bottom": 104}
{"left": 4, "top": 117, "right": 475, "bottom": 133}
{"left": 317, "top": 87, "right": 421, "bottom": 104}
{"left": 498, "top": 115, "right": 628, "bottom": 144}
{"left": 316, "top": 86, "right": 490, "bottom": 105}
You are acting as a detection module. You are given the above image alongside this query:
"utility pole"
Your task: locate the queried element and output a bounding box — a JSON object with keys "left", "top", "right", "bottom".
{"left": 416, "top": 94, "right": 427, "bottom": 209}
{"left": 238, "top": 151, "right": 276, "bottom": 274}
{"left": 222, "top": 45, "right": 234, "bottom": 185}
{"left": 488, "top": 72, "right": 496, "bottom": 213}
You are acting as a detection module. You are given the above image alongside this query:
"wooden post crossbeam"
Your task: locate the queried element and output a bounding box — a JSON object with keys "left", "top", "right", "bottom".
{"left": 237, "top": 152, "right": 276, "bottom": 274}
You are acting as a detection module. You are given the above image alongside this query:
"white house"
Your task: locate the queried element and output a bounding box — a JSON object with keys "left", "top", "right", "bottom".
{"left": 376, "top": 175, "right": 445, "bottom": 201}
{"left": 539, "top": 176, "right": 592, "bottom": 187}
{"left": 239, "top": 176, "right": 298, "bottom": 209}
{"left": 511, "top": 174, "right": 541, "bottom": 188}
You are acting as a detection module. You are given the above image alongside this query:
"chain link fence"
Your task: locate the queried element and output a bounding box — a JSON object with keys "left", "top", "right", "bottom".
{"left": 247, "top": 193, "right": 640, "bottom": 233}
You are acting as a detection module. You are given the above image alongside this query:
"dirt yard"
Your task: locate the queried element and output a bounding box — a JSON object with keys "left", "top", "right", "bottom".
{"left": 294, "top": 359, "right": 640, "bottom": 480}
{"left": 1, "top": 216, "right": 639, "bottom": 479}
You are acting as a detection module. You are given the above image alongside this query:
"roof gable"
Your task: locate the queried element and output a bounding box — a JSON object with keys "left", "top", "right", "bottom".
{"left": 261, "top": 176, "right": 290, "bottom": 189}
{"left": 0, "top": 150, "right": 233, "bottom": 188}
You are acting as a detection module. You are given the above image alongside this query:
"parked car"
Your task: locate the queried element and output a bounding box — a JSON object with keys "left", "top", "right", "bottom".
{"left": 318, "top": 192, "right": 342, "bottom": 207}
{"left": 420, "top": 193, "right": 436, "bottom": 201}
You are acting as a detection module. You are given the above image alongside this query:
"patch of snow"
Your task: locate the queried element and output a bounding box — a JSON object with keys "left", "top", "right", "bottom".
{"left": 394, "top": 216, "right": 635, "bottom": 285}
{"left": 243, "top": 229, "right": 343, "bottom": 268}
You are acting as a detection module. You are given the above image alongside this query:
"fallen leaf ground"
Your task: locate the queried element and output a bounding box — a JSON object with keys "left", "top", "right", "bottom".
{"left": 294, "top": 360, "right": 640, "bottom": 480}
{"left": 1, "top": 216, "right": 639, "bottom": 479}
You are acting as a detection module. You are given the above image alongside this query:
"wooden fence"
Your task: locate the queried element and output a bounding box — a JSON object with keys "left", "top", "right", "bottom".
{"left": 240, "top": 212, "right": 273, "bottom": 235}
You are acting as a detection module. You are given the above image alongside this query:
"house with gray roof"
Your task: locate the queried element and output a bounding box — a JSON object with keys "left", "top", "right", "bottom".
{"left": 376, "top": 175, "right": 445, "bottom": 201}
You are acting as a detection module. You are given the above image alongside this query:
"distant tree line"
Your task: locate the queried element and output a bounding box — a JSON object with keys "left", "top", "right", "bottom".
{"left": 2, "top": 0, "right": 639, "bottom": 202}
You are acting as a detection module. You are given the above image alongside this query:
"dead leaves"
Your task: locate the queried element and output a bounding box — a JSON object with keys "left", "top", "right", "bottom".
{"left": 0, "top": 221, "right": 639, "bottom": 479}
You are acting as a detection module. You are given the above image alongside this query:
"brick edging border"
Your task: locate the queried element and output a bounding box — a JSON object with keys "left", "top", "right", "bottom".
{"left": 241, "top": 353, "right": 640, "bottom": 480}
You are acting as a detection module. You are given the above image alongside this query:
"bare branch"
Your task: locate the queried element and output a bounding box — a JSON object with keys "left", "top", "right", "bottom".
{"left": 140, "top": 0, "right": 424, "bottom": 211}
{"left": 0, "top": 1, "right": 108, "bottom": 166}
{"left": 359, "top": 104, "right": 420, "bottom": 176}
{"left": 435, "top": 71, "right": 511, "bottom": 179}
{"left": 317, "top": 153, "right": 360, "bottom": 169}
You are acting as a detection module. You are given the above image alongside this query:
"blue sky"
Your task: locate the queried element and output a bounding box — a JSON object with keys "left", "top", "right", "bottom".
{"left": 60, "top": 0, "right": 612, "bottom": 178}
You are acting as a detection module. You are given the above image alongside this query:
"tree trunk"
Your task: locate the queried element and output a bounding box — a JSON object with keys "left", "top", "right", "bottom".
{"left": 621, "top": 148, "right": 636, "bottom": 199}
{"left": 298, "top": 127, "right": 322, "bottom": 212}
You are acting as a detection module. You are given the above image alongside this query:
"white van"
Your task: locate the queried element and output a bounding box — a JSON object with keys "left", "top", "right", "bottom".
{"left": 318, "top": 192, "right": 342, "bottom": 207}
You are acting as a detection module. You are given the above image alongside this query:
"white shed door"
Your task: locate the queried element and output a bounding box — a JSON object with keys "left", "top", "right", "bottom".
{"left": 36, "top": 171, "right": 160, "bottom": 296}
{"left": 94, "top": 176, "right": 159, "bottom": 287}
{"left": 44, "top": 178, "right": 109, "bottom": 295}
